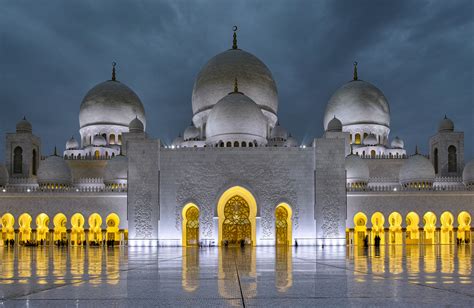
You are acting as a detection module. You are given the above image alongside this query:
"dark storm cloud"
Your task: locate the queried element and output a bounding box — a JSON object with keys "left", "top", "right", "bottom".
{"left": 0, "top": 0, "right": 472, "bottom": 160}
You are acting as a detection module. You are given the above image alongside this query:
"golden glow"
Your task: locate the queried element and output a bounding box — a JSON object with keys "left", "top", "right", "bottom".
{"left": 423, "top": 212, "right": 437, "bottom": 244}
{"left": 35, "top": 213, "right": 50, "bottom": 243}
{"left": 182, "top": 204, "right": 199, "bottom": 247}
{"left": 370, "top": 212, "right": 385, "bottom": 245}
{"left": 1, "top": 213, "right": 15, "bottom": 242}
{"left": 353, "top": 212, "right": 367, "bottom": 246}
{"left": 355, "top": 133, "right": 361, "bottom": 145}
{"left": 405, "top": 212, "right": 419, "bottom": 244}
{"left": 106, "top": 213, "right": 120, "bottom": 242}
{"left": 440, "top": 211, "right": 454, "bottom": 245}
{"left": 275, "top": 246, "right": 293, "bottom": 292}
{"left": 71, "top": 213, "right": 85, "bottom": 246}
{"left": 18, "top": 213, "right": 32, "bottom": 243}
{"left": 217, "top": 186, "right": 257, "bottom": 246}
{"left": 457, "top": 211, "right": 471, "bottom": 243}
{"left": 88, "top": 213, "right": 103, "bottom": 243}
{"left": 275, "top": 203, "right": 292, "bottom": 246}
{"left": 388, "top": 212, "right": 402, "bottom": 245}
{"left": 53, "top": 213, "right": 67, "bottom": 242}
{"left": 182, "top": 247, "right": 199, "bottom": 292}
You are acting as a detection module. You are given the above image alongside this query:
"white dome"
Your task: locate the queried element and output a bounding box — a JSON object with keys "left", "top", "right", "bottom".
{"left": 183, "top": 124, "right": 200, "bottom": 141}
{"left": 284, "top": 135, "right": 299, "bottom": 147}
{"left": 92, "top": 135, "right": 107, "bottom": 146}
{"left": 192, "top": 48, "right": 278, "bottom": 124}
{"left": 462, "top": 160, "right": 474, "bottom": 185}
{"left": 327, "top": 116, "right": 343, "bottom": 132}
{"left": 324, "top": 80, "right": 390, "bottom": 130}
{"left": 37, "top": 155, "right": 71, "bottom": 185}
{"left": 66, "top": 137, "right": 79, "bottom": 150}
{"left": 129, "top": 116, "right": 144, "bottom": 133}
{"left": 79, "top": 80, "right": 146, "bottom": 130}
{"left": 16, "top": 117, "right": 32, "bottom": 133}
{"left": 345, "top": 154, "right": 370, "bottom": 183}
{"left": 172, "top": 135, "right": 184, "bottom": 147}
{"left": 206, "top": 91, "right": 267, "bottom": 144}
{"left": 399, "top": 154, "right": 435, "bottom": 185}
{"left": 0, "top": 164, "right": 9, "bottom": 186}
{"left": 104, "top": 155, "right": 128, "bottom": 185}
{"left": 391, "top": 136, "right": 404, "bottom": 149}
{"left": 438, "top": 115, "right": 454, "bottom": 132}
{"left": 270, "top": 123, "right": 288, "bottom": 140}
{"left": 363, "top": 133, "right": 378, "bottom": 145}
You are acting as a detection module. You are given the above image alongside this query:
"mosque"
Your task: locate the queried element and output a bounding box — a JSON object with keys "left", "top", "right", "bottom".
{"left": 0, "top": 29, "right": 472, "bottom": 248}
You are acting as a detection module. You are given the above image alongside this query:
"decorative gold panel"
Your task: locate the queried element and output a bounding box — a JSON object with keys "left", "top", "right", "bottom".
{"left": 186, "top": 207, "right": 199, "bottom": 246}
{"left": 222, "top": 195, "right": 251, "bottom": 245}
{"left": 275, "top": 206, "right": 288, "bottom": 245}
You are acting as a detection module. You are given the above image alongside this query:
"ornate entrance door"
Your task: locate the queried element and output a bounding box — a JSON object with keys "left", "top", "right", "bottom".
{"left": 222, "top": 195, "right": 251, "bottom": 245}
{"left": 275, "top": 206, "right": 288, "bottom": 245}
{"left": 186, "top": 206, "right": 199, "bottom": 246}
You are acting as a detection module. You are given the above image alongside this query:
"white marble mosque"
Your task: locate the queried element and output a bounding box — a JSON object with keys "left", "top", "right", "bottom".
{"left": 0, "top": 29, "right": 473, "bottom": 248}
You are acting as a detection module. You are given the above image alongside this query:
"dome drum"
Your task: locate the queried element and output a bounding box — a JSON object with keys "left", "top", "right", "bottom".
{"left": 37, "top": 156, "right": 72, "bottom": 187}
{"left": 345, "top": 154, "right": 370, "bottom": 186}
{"left": 104, "top": 155, "right": 128, "bottom": 186}
{"left": 463, "top": 160, "right": 474, "bottom": 187}
{"left": 399, "top": 154, "right": 435, "bottom": 188}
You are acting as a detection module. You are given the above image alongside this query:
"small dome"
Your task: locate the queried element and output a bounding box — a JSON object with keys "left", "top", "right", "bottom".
{"left": 363, "top": 133, "right": 378, "bottom": 146}
{"left": 270, "top": 123, "right": 288, "bottom": 140}
{"left": 206, "top": 91, "right": 267, "bottom": 144}
{"left": 462, "top": 160, "right": 474, "bottom": 186}
{"left": 66, "top": 137, "right": 79, "bottom": 150}
{"left": 345, "top": 154, "right": 370, "bottom": 183}
{"left": 129, "top": 116, "right": 144, "bottom": 133}
{"left": 0, "top": 164, "right": 9, "bottom": 186}
{"left": 391, "top": 136, "right": 404, "bottom": 149}
{"left": 16, "top": 117, "right": 32, "bottom": 133}
{"left": 399, "top": 153, "right": 435, "bottom": 185}
{"left": 104, "top": 155, "right": 128, "bottom": 185}
{"left": 327, "top": 116, "right": 343, "bottom": 132}
{"left": 183, "top": 124, "right": 200, "bottom": 141}
{"left": 438, "top": 115, "right": 454, "bottom": 132}
{"left": 172, "top": 135, "right": 184, "bottom": 148}
{"left": 92, "top": 135, "right": 107, "bottom": 146}
{"left": 284, "top": 134, "right": 299, "bottom": 147}
{"left": 37, "top": 155, "right": 71, "bottom": 185}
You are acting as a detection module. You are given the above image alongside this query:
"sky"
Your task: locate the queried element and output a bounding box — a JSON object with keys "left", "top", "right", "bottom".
{"left": 0, "top": 0, "right": 473, "bottom": 161}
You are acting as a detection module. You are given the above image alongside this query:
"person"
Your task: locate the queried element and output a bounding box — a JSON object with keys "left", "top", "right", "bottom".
{"left": 363, "top": 235, "right": 368, "bottom": 248}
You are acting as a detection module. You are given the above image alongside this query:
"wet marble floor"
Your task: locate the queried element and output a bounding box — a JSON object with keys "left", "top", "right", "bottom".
{"left": 0, "top": 245, "right": 472, "bottom": 307}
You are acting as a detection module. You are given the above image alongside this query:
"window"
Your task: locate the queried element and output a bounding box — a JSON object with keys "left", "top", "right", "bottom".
{"left": 355, "top": 134, "right": 361, "bottom": 145}
{"left": 109, "top": 134, "right": 116, "bottom": 145}
{"left": 13, "top": 146, "right": 23, "bottom": 174}
{"left": 226, "top": 141, "right": 231, "bottom": 147}
{"left": 433, "top": 148, "right": 438, "bottom": 174}
{"left": 371, "top": 150, "right": 376, "bottom": 158}
{"left": 234, "top": 141, "right": 239, "bottom": 147}
{"left": 32, "top": 149, "right": 37, "bottom": 175}
{"left": 448, "top": 145, "right": 457, "bottom": 172}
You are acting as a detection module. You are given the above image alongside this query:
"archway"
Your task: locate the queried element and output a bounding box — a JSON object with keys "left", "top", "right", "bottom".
{"left": 106, "top": 213, "right": 120, "bottom": 244}
{"left": 88, "top": 213, "right": 103, "bottom": 245}
{"left": 353, "top": 212, "right": 367, "bottom": 246}
{"left": 182, "top": 204, "right": 199, "bottom": 247}
{"left": 19, "top": 213, "right": 32, "bottom": 244}
{"left": 440, "top": 211, "right": 454, "bottom": 244}
{"left": 457, "top": 211, "right": 471, "bottom": 244}
{"left": 423, "top": 212, "right": 437, "bottom": 244}
{"left": 388, "top": 212, "right": 402, "bottom": 245}
{"left": 1, "top": 213, "right": 15, "bottom": 242}
{"left": 275, "top": 203, "right": 292, "bottom": 246}
{"left": 36, "top": 213, "right": 50, "bottom": 244}
{"left": 405, "top": 212, "right": 419, "bottom": 245}
{"left": 370, "top": 212, "right": 385, "bottom": 245}
{"left": 53, "top": 213, "right": 67, "bottom": 243}
{"left": 217, "top": 186, "right": 257, "bottom": 246}
{"left": 71, "top": 213, "right": 85, "bottom": 246}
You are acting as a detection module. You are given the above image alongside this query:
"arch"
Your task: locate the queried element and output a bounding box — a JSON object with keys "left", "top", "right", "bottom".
{"left": 242, "top": 141, "right": 247, "bottom": 147}
{"left": 13, "top": 146, "right": 23, "bottom": 174}
{"left": 109, "top": 134, "right": 116, "bottom": 145}
{"left": 71, "top": 213, "right": 85, "bottom": 246}
{"left": 88, "top": 213, "right": 103, "bottom": 244}
{"left": 405, "top": 212, "right": 420, "bottom": 244}
{"left": 423, "top": 212, "right": 437, "bottom": 244}
{"left": 117, "top": 134, "right": 122, "bottom": 145}
{"left": 32, "top": 149, "right": 37, "bottom": 176}
{"left": 448, "top": 145, "right": 457, "bottom": 172}
{"left": 106, "top": 213, "right": 120, "bottom": 243}
{"left": 182, "top": 204, "right": 199, "bottom": 247}
{"left": 94, "top": 150, "right": 100, "bottom": 159}
{"left": 457, "top": 211, "right": 471, "bottom": 243}
{"left": 353, "top": 212, "right": 367, "bottom": 246}
{"left": 217, "top": 186, "right": 257, "bottom": 246}
{"left": 370, "top": 212, "right": 385, "bottom": 245}
{"left": 440, "top": 211, "right": 454, "bottom": 244}
{"left": 388, "top": 212, "right": 402, "bottom": 245}
{"left": 370, "top": 150, "right": 376, "bottom": 158}
{"left": 53, "top": 213, "right": 67, "bottom": 243}
{"left": 35, "top": 213, "right": 50, "bottom": 243}
{"left": 234, "top": 141, "right": 239, "bottom": 147}
{"left": 355, "top": 133, "right": 361, "bottom": 145}
{"left": 275, "top": 203, "right": 292, "bottom": 246}
{"left": 226, "top": 141, "right": 232, "bottom": 147}
{"left": 18, "top": 213, "right": 32, "bottom": 243}
{"left": 1, "top": 213, "right": 15, "bottom": 241}
{"left": 433, "top": 148, "right": 439, "bottom": 174}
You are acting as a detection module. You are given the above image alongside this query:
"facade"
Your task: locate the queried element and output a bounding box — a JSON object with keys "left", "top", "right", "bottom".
{"left": 0, "top": 30, "right": 472, "bottom": 247}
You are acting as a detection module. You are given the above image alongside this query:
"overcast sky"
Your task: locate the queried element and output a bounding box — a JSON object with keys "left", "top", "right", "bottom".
{"left": 0, "top": 0, "right": 473, "bottom": 161}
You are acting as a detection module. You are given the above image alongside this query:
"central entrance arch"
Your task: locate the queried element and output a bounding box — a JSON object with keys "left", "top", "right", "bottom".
{"left": 217, "top": 186, "right": 257, "bottom": 246}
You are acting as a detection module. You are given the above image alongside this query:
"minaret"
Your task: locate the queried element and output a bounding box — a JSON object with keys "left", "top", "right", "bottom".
{"left": 111, "top": 62, "right": 117, "bottom": 81}
{"left": 232, "top": 26, "right": 238, "bottom": 49}
{"left": 353, "top": 61, "right": 358, "bottom": 81}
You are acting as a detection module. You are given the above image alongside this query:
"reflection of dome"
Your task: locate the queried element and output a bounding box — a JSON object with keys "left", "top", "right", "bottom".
{"left": 327, "top": 116, "right": 342, "bottom": 132}
{"left": 16, "top": 117, "right": 32, "bottom": 133}
{"left": 0, "top": 164, "right": 9, "bottom": 186}
{"left": 438, "top": 115, "right": 454, "bottom": 132}
{"left": 172, "top": 135, "right": 184, "bottom": 147}
{"left": 66, "top": 137, "right": 79, "bottom": 150}
{"left": 79, "top": 80, "right": 146, "bottom": 129}
{"left": 345, "top": 154, "right": 369, "bottom": 183}
{"left": 463, "top": 160, "right": 474, "bottom": 186}
{"left": 363, "top": 133, "right": 378, "bottom": 145}
{"left": 129, "top": 116, "right": 144, "bottom": 133}
{"left": 183, "top": 124, "right": 200, "bottom": 141}
{"left": 192, "top": 48, "right": 278, "bottom": 125}
{"left": 37, "top": 155, "right": 72, "bottom": 185}
{"left": 104, "top": 155, "right": 127, "bottom": 185}
{"left": 391, "top": 136, "right": 404, "bottom": 149}
{"left": 206, "top": 90, "right": 267, "bottom": 144}
{"left": 270, "top": 123, "right": 288, "bottom": 140}
{"left": 399, "top": 153, "right": 435, "bottom": 185}
{"left": 92, "top": 135, "right": 107, "bottom": 146}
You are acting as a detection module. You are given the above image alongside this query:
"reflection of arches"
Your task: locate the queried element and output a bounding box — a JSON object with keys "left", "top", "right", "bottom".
{"left": 106, "top": 213, "right": 120, "bottom": 242}
{"left": 88, "top": 213, "right": 103, "bottom": 243}
{"left": 275, "top": 246, "right": 293, "bottom": 292}
{"left": 457, "top": 211, "right": 471, "bottom": 243}
{"left": 182, "top": 204, "right": 199, "bottom": 247}
{"left": 448, "top": 145, "right": 457, "bottom": 172}
{"left": 13, "top": 146, "right": 23, "bottom": 174}
{"left": 71, "top": 213, "right": 85, "bottom": 245}
{"left": 405, "top": 212, "right": 419, "bottom": 244}
{"left": 217, "top": 186, "right": 257, "bottom": 246}
{"left": 181, "top": 247, "right": 199, "bottom": 292}
{"left": 440, "top": 211, "right": 454, "bottom": 244}
{"left": 388, "top": 212, "right": 402, "bottom": 245}
{"left": 353, "top": 212, "right": 367, "bottom": 246}
{"left": 53, "top": 213, "right": 67, "bottom": 242}
{"left": 275, "top": 203, "right": 292, "bottom": 246}
{"left": 1, "top": 213, "right": 15, "bottom": 241}
{"left": 35, "top": 213, "right": 50, "bottom": 243}
{"left": 19, "top": 213, "right": 32, "bottom": 243}
{"left": 423, "top": 212, "right": 437, "bottom": 244}
{"left": 370, "top": 212, "right": 385, "bottom": 245}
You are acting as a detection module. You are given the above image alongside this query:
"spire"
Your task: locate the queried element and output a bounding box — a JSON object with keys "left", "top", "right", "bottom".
{"left": 232, "top": 26, "right": 238, "bottom": 49}
{"left": 233, "top": 78, "right": 239, "bottom": 93}
{"left": 23, "top": 116, "right": 26, "bottom": 120}
{"left": 53, "top": 146, "right": 57, "bottom": 156}
{"left": 111, "top": 62, "right": 117, "bottom": 81}
{"left": 444, "top": 114, "right": 448, "bottom": 119}
{"left": 353, "top": 61, "right": 358, "bottom": 81}
{"left": 415, "top": 145, "right": 419, "bottom": 155}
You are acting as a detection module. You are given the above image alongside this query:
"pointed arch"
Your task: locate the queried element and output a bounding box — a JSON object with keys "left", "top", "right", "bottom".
{"left": 457, "top": 211, "right": 471, "bottom": 243}
{"left": 182, "top": 203, "right": 200, "bottom": 247}
{"left": 275, "top": 203, "right": 292, "bottom": 246}
{"left": 405, "top": 212, "right": 420, "bottom": 244}
{"left": 423, "top": 212, "right": 437, "bottom": 244}
{"left": 1, "top": 213, "right": 15, "bottom": 241}
{"left": 106, "top": 213, "right": 120, "bottom": 243}
{"left": 53, "top": 213, "right": 67, "bottom": 242}
{"left": 388, "top": 212, "right": 402, "bottom": 245}
{"left": 35, "top": 213, "right": 50, "bottom": 243}
{"left": 370, "top": 212, "right": 385, "bottom": 245}
{"left": 440, "top": 211, "right": 454, "bottom": 244}
{"left": 353, "top": 212, "right": 367, "bottom": 246}
{"left": 71, "top": 213, "right": 85, "bottom": 245}
{"left": 88, "top": 213, "right": 103, "bottom": 244}
{"left": 19, "top": 213, "right": 32, "bottom": 243}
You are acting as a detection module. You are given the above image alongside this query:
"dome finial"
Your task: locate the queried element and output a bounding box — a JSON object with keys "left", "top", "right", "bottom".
{"left": 353, "top": 61, "right": 358, "bottom": 81}
{"left": 111, "top": 62, "right": 117, "bottom": 81}
{"left": 233, "top": 77, "right": 239, "bottom": 93}
{"left": 53, "top": 146, "right": 57, "bottom": 156}
{"left": 415, "top": 145, "right": 419, "bottom": 155}
{"left": 232, "top": 26, "right": 238, "bottom": 49}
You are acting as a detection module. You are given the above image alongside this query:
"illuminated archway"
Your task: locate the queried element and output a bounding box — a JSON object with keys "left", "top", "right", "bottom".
{"left": 388, "top": 212, "right": 402, "bottom": 245}
{"left": 71, "top": 213, "right": 85, "bottom": 245}
{"left": 53, "top": 213, "right": 67, "bottom": 242}
{"left": 106, "top": 213, "right": 120, "bottom": 243}
{"left": 353, "top": 212, "right": 367, "bottom": 246}
{"left": 440, "top": 211, "right": 454, "bottom": 245}
{"left": 355, "top": 133, "right": 361, "bottom": 145}
{"left": 1, "top": 213, "right": 15, "bottom": 241}
{"left": 19, "top": 213, "right": 32, "bottom": 243}
{"left": 217, "top": 186, "right": 257, "bottom": 246}
{"left": 36, "top": 213, "right": 50, "bottom": 243}
{"left": 370, "top": 212, "right": 385, "bottom": 245}
{"left": 88, "top": 213, "right": 103, "bottom": 244}
{"left": 275, "top": 203, "right": 292, "bottom": 246}
{"left": 405, "top": 212, "right": 419, "bottom": 244}
{"left": 457, "top": 211, "right": 471, "bottom": 243}
{"left": 423, "top": 212, "right": 437, "bottom": 244}
{"left": 182, "top": 204, "right": 199, "bottom": 247}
